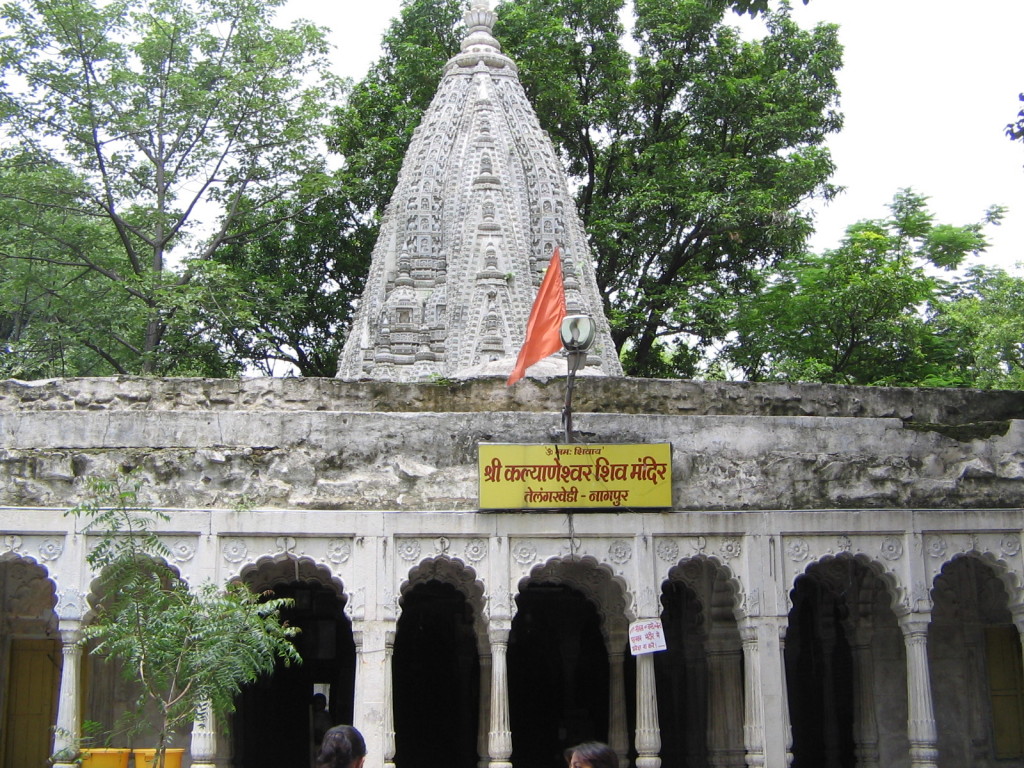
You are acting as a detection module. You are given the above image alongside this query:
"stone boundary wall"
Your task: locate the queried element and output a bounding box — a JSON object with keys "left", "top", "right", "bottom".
{"left": 1, "top": 376, "right": 1022, "bottom": 511}
{"left": 1, "top": 376, "right": 1023, "bottom": 424}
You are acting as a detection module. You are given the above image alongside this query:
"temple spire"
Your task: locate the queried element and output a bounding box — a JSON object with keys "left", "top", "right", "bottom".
{"left": 338, "top": 1, "right": 621, "bottom": 381}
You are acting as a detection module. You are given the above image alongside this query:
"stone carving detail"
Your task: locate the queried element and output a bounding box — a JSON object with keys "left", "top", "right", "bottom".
{"left": 56, "top": 588, "right": 84, "bottom": 619}
{"left": 434, "top": 536, "right": 451, "bottom": 555}
{"left": 222, "top": 538, "right": 248, "bottom": 564}
{"left": 836, "top": 534, "right": 852, "bottom": 552}
{"left": 656, "top": 538, "right": 679, "bottom": 563}
{"left": 719, "top": 537, "right": 741, "bottom": 561}
{"left": 927, "top": 535, "right": 948, "bottom": 559}
{"left": 336, "top": 0, "right": 621, "bottom": 381}
{"left": 275, "top": 536, "right": 297, "bottom": 554}
{"left": 2, "top": 534, "right": 22, "bottom": 553}
{"left": 39, "top": 537, "right": 63, "bottom": 561}
{"left": 690, "top": 536, "right": 707, "bottom": 553}
{"left": 608, "top": 540, "right": 632, "bottom": 565}
{"left": 511, "top": 541, "right": 537, "bottom": 566}
{"left": 879, "top": 536, "right": 904, "bottom": 561}
{"left": 1000, "top": 534, "right": 1021, "bottom": 557}
{"left": 464, "top": 538, "right": 488, "bottom": 563}
{"left": 786, "top": 538, "right": 810, "bottom": 562}
{"left": 169, "top": 539, "right": 195, "bottom": 563}
{"left": 397, "top": 539, "right": 422, "bottom": 562}
{"left": 326, "top": 539, "right": 352, "bottom": 564}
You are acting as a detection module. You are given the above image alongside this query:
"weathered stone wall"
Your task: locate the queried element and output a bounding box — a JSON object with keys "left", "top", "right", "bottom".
{"left": 1, "top": 377, "right": 1021, "bottom": 511}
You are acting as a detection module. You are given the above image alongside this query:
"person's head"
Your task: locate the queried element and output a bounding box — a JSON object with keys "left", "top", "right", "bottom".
{"left": 312, "top": 693, "right": 327, "bottom": 711}
{"left": 316, "top": 725, "right": 366, "bottom": 768}
{"left": 565, "top": 742, "right": 618, "bottom": 768}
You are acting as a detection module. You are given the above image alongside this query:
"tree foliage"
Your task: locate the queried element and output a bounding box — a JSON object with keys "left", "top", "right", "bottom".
{"left": 67, "top": 475, "right": 300, "bottom": 767}
{"left": 724, "top": 190, "right": 1007, "bottom": 386}
{"left": 0, "top": 0, "right": 335, "bottom": 375}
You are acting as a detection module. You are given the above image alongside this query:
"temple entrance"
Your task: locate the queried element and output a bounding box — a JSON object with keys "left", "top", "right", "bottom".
{"left": 931, "top": 555, "right": 1024, "bottom": 768}
{"left": 510, "top": 557, "right": 629, "bottom": 768}
{"left": 0, "top": 556, "right": 59, "bottom": 768}
{"left": 393, "top": 579, "right": 480, "bottom": 768}
{"left": 233, "top": 561, "right": 354, "bottom": 768}
{"left": 657, "top": 558, "right": 743, "bottom": 768}
{"left": 785, "top": 556, "right": 907, "bottom": 768}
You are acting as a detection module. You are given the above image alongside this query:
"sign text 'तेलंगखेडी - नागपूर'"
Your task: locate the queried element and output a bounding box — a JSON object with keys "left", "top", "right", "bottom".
{"left": 477, "top": 443, "right": 672, "bottom": 510}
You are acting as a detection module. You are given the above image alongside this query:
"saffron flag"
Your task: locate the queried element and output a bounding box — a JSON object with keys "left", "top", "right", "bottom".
{"left": 507, "top": 247, "right": 567, "bottom": 386}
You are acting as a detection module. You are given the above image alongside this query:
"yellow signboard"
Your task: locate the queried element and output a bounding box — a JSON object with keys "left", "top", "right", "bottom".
{"left": 478, "top": 443, "right": 672, "bottom": 510}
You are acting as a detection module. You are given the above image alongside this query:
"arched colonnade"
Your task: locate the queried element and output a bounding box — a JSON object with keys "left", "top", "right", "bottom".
{"left": 2, "top": 525, "right": 1024, "bottom": 768}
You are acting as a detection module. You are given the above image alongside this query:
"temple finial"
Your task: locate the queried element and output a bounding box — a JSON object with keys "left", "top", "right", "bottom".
{"left": 462, "top": 0, "right": 500, "bottom": 53}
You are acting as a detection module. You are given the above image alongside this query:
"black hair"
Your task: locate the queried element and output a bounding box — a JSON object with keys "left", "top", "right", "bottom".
{"left": 564, "top": 742, "right": 618, "bottom": 768}
{"left": 316, "top": 724, "right": 366, "bottom": 768}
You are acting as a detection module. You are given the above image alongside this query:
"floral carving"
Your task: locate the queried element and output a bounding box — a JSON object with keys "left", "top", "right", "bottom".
{"left": 927, "top": 536, "right": 948, "bottom": 559}
{"left": 786, "top": 538, "right": 810, "bottom": 562}
{"left": 511, "top": 541, "right": 537, "bottom": 566}
{"left": 39, "top": 537, "right": 63, "bottom": 561}
{"left": 326, "top": 539, "right": 351, "bottom": 564}
{"left": 169, "top": 539, "right": 195, "bottom": 563}
{"left": 222, "top": 538, "right": 247, "bottom": 564}
{"left": 608, "top": 540, "right": 632, "bottom": 565}
{"left": 879, "top": 536, "right": 904, "bottom": 561}
{"left": 397, "top": 539, "right": 421, "bottom": 562}
{"left": 464, "top": 538, "right": 487, "bottom": 563}
{"left": 2, "top": 535, "right": 22, "bottom": 553}
{"left": 656, "top": 539, "right": 679, "bottom": 563}
{"left": 1001, "top": 534, "right": 1021, "bottom": 557}
{"left": 719, "top": 537, "right": 741, "bottom": 560}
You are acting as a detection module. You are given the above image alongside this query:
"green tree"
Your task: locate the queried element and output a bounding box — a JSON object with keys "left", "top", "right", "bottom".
{"left": 0, "top": 0, "right": 335, "bottom": 376}
{"left": 724, "top": 190, "right": 1001, "bottom": 385}
{"left": 932, "top": 266, "right": 1024, "bottom": 389}
{"left": 65, "top": 475, "right": 300, "bottom": 768}
{"left": 320, "top": 0, "right": 843, "bottom": 378}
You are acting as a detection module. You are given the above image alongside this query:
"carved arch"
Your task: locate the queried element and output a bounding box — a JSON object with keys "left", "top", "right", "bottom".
{"left": 932, "top": 551, "right": 1020, "bottom": 624}
{"left": 0, "top": 552, "right": 59, "bottom": 631}
{"left": 664, "top": 554, "right": 744, "bottom": 627}
{"left": 794, "top": 552, "right": 905, "bottom": 620}
{"left": 235, "top": 553, "right": 348, "bottom": 612}
{"left": 518, "top": 554, "right": 632, "bottom": 646}
{"left": 401, "top": 556, "right": 487, "bottom": 650}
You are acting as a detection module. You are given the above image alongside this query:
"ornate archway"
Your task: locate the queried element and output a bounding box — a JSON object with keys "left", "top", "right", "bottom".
{"left": 233, "top": 555, "right": 355, "bottom": 768}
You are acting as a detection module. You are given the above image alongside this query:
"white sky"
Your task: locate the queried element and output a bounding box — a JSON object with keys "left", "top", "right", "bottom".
{"left": 281, "top": 0, "right": 1024, "bottom": 274}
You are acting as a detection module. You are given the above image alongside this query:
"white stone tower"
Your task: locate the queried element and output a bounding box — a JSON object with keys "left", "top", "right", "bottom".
{"left": 337, "top": 0, "right": 623, "bottom": 381}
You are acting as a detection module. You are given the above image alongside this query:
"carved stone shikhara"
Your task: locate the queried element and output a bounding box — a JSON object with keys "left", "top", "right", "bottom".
{"left": 337, "top": 1, "right": 620, "bottom": 381}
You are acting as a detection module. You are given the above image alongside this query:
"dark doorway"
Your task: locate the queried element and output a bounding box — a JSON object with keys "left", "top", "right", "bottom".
{"left": 233, "top": 580, "right": 355, "bottom": 768}
{"left": 393, "top": 580, "right": 480, "bottom": 768}
{"left": 509, "top": 583, "right": 609, "bottom": 768}
{"left": 656, "top": 580, "right": 709, "bottom": 768}
{"left": 786, "top": 574, "right": 856, "bottom": 768}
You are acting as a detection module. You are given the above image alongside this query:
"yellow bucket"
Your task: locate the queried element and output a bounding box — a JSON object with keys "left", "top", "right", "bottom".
{"left": 79, "top": 749, "right": 132, "bottom": 768}
{"left": 132, "top": 748, "right": 185, "bottom": 768}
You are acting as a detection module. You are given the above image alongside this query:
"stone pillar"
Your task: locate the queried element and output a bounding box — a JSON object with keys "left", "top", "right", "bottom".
{"left": 899, "top": 614, "right": 938, "bottom": 768}
{"left": 190, "top": 700, "right": 217, "bottom": 768}
{"left": 635, "top": 650, "right": 661, "bottom": 768}
{"left": 707, "top": 633, "right": 745, "bottom": 768}
{"left": 608, "top": 646, "right": 629, "bottom": 768}
{"left": 478, "top": 650, "right": 492, "bottom": 768}
{"left": 488, "top": 626, "right": 513, "bottom": 768}
{"left": 353, "top": 622, "right": 396, "bottom": 768}
{"left": 740, "top": 617, "right": 792, "bottom": 768}
{"left": 51, "top": 621, "right": 83, "bottom": 768}
{"left": 849, "top": 628, "right": 880, "bottom": 768}
{"left": 384, "top": 631, "right": 396, "bottom": 768}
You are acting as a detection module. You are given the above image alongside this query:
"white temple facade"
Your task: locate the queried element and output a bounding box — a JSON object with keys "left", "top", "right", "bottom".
{"left": 337, "top": 1, "right": 621, "bottom": 381}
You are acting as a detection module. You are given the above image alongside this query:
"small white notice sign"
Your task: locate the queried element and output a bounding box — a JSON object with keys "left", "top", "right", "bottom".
{"left": 629, "top": 618, "right": 667, "bottom": 655}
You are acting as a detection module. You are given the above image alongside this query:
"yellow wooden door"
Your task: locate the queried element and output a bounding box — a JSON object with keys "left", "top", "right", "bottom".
{"left": 2, "top": 639, "right": 60, "bottom": 768}
{"left": 987, "top": 624, "right": 1024, "bottom": 759}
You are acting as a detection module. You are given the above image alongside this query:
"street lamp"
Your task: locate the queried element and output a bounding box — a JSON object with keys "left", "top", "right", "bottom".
{"left": 560, "top": 314, "right": 596, "bottom": 443}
